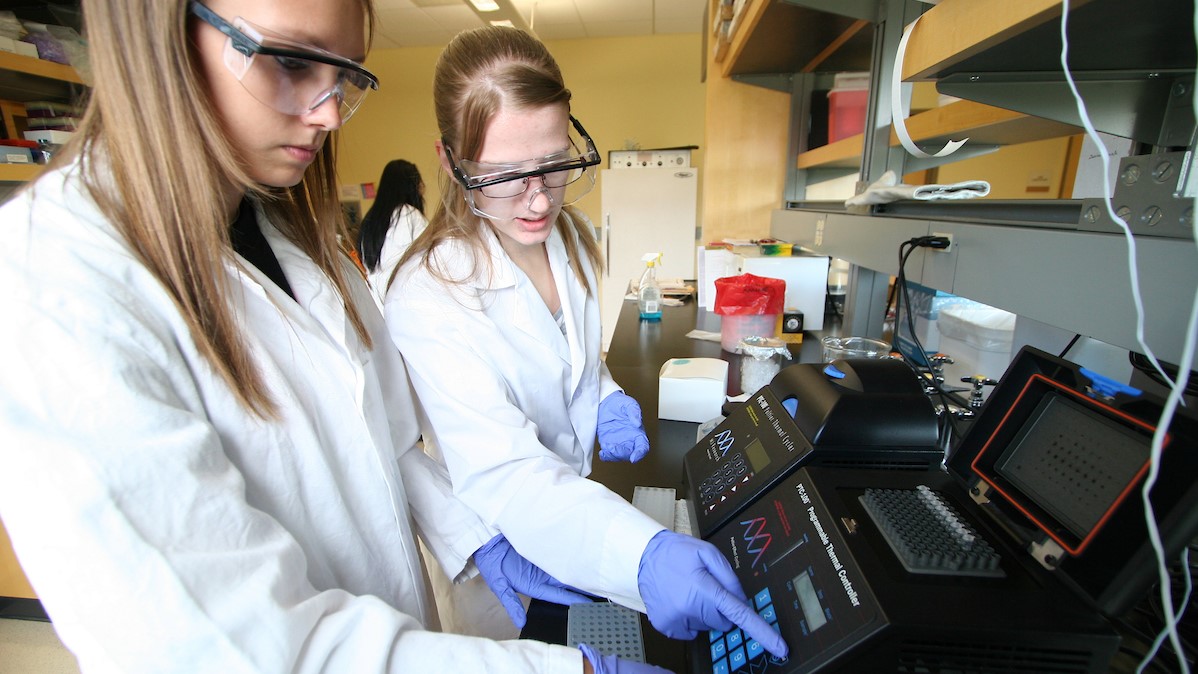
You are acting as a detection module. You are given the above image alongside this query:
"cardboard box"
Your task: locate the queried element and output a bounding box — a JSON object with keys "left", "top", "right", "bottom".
{"left": 658, "top": 357, "right": 728, "bottom": 423}
{"left": 23, "top": 129, "right": 75, "bottom": 145}
{"left": 0, "top": 146, "right": 33, "bottom": 164}
{"left": 0, "top": 37, "right": 37, "bottom": 58}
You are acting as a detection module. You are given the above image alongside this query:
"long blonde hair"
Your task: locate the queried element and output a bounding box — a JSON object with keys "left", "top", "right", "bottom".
{"left": 61, "top": 0, "right": 375, "bottom": 418}
{"left": 401, "top": 26, "right": 603, "bottom": 292}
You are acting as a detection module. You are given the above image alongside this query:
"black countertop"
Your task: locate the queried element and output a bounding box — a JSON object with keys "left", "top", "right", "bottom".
{"left": 591, "top": 296, "right": 831, "bottom": 502}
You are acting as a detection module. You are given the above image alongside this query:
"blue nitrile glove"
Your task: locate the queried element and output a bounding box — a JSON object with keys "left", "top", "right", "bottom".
{"left": 598, "top": 391, "right": 650, "bottom": 463}
{"left": 474, "top": 534, "right": 592, "bottom": 628}
{"left": 579, "top": 643, "right": 675, "bottom": 674}
{"left": 637, "top": 531, "right": 789, "bottom": 659}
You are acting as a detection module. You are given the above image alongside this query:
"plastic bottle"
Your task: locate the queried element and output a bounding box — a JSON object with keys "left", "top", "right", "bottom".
{"left": 638, "top": 252, "right": 663, "bottom": 321}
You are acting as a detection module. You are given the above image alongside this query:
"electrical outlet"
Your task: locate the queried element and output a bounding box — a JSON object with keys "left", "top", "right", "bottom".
{"left": 932, "top": 232, "right": 953, "bottom": 252}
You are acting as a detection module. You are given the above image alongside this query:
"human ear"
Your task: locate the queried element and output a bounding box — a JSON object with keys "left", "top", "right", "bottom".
{"left": 434, "top": 140, "right": 453, "bottom": 176}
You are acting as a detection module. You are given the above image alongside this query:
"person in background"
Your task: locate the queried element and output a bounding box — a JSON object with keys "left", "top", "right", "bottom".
{"left": 384, "top": 25, "right": 789, "bottom": 662}
{"left": 357, "top": 158, "right": 428, "bottom": 304}
{"left": 0, "top": 1, "right": 664, "bottom": 672}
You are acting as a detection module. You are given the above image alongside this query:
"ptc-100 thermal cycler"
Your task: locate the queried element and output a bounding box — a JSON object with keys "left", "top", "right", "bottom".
{"left": 682, "top": 348, "right": 1198, "bottom": 673}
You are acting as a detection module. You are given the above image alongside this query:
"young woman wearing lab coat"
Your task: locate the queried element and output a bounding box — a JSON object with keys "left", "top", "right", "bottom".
{"left": 384, "top": 26, "right": 789, "bottom": 661}
{"left": 0, "top": 2, "right": 663, "bottom": 672}
{"left": 357, "top": 158, "right": 429, "bottom": 305}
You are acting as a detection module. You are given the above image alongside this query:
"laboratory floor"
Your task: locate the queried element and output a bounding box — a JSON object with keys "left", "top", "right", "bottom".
{"left": 0, "top": 618, "right": 80, "bottom": 673}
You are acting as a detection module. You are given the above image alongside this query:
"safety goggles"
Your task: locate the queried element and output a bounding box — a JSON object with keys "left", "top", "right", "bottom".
{"left": 444, "top": 116, "right": 601, "bottom": 211}
{"left": 189, "top": 1, "right": 379, "bottom": 123}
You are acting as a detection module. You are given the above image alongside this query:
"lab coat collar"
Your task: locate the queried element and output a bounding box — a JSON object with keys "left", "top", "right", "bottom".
{"left": 230, "top": 203, "right": 368, "bottom": 374}
{"left": 477, "top": 222, "right": 588, "bottom": 392}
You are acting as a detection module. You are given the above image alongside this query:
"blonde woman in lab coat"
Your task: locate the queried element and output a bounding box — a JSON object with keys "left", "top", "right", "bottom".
{"left": 0, "top": 1, "right": 661, "bottom": 672}
{"left": 384, "top": 26, "right": 789, "bottom": 662}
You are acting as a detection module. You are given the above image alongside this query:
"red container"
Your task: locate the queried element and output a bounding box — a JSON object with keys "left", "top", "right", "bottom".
{"left": 827, "top": 87, "right": 868, "bottom": 143}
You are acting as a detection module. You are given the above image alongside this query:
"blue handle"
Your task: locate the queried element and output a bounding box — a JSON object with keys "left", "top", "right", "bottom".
{"left": 1081, "top": 367, "right": 1141, "bottom": 399}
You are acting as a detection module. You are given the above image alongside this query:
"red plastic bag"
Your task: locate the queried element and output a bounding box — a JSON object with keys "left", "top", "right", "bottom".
{"left": 713, "top": 273, "right": 786, "bottom": 315}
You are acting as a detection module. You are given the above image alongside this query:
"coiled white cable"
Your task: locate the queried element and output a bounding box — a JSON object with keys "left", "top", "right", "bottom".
{"left": 1057, "top": 2, "right": 1198, "bottom": 672}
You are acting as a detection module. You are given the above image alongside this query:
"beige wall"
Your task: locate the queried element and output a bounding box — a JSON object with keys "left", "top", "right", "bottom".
{"left": 701, "top": 63, "right": 789, "bottom": 242}
{"left": 338, "top": 33, "right": 707, "bottom": 238}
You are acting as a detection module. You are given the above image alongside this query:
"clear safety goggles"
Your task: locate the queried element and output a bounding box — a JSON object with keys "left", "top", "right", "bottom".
{"left": 189, "top": 1, "right": 379, "bottom": 123}
{"left": 444, "top": 116, "right": 600, "bottom": 218}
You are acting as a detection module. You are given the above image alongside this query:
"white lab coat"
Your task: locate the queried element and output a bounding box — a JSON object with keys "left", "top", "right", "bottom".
{"left": 0, "top": 163, "right": 583, "bottom": 673}
{"left": 367, "top": 204, "right": 428, "bottom": 306}
{"left": 385, "top": 218, "right": 666, "bottom": 616}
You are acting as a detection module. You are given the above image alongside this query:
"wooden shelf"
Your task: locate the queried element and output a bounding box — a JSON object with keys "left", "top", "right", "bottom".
{"left": 719, "top": 0, "right": 873, "bottom": 78}
{"left": 903, "top": 0, "right": 1191, "bottom": 81}
{"left": 901, "top": 0, "right": 1074, "bottom": 81}
{"left": 0, "top": 50, "right": 84, "bottom": 103}
{"left": 796, "top": 99, "right": 1081, "bottom": 170}
{"left": 0, "top": 162, "right": 40, "bottom": 182}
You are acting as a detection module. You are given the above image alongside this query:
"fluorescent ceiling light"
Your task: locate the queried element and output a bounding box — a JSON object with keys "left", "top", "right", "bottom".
{"left": 467, "top": 0, "right": 500, "bottom": 11}
{"left": 489, "top": 19, "right": 515, "bottom": 27}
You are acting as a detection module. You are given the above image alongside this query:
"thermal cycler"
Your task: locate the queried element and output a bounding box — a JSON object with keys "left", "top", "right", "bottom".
{"left": 681, "top": 348, "right": 1198, "bottom": 673}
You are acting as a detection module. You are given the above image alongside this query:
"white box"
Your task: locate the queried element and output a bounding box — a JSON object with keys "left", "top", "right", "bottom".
{"left": 23, "top": 129, "right": 75, "bottom": 145}
{"left": 14, "top": 41, "right": 38, "bottom": 58}
{"left": 736, "top": 251, "right": 830, "bottom": 331}
{"left": 697, "top": 245, "right": 738, "bottom": 311}
{"left": 658, "top": 357, "right": 728, "bottom": 423}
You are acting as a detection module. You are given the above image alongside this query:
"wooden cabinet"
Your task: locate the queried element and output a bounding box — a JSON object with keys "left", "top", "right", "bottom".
{"left": 710, "top": 0, "right": 1086, "bottom": 192}
{"left": 0, "top": 49, "right": 84, "bottom": 184}
{"left": 1, "top": 519, "right": 36, "bottom": 600}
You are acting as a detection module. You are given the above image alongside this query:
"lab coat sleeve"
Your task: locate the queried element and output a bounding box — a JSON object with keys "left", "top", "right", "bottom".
{"left": 395, "top": 445, "right": 496, "bottom": 581}
{"left": 352, "top": 261, "right": 498, "bottom": 583}
{"left": 365, "top": 291, "right": 497, "bottom": 581}
{"left": 0, "top": 213, "right": 580, "bottom": 673}
{"left": 598, "top": 359, "right": 623, "bottom": 403}
{"left": 387, "top": 263, "right": 665, "bottom": 611}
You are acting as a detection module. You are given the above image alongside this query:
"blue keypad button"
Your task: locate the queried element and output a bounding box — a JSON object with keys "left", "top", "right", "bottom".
{"left": 729, "top": 646, "right": 748, "bottom": 670}
{"left": 746, "top": 638, "right": 763, "bottom": 659}
{"left": 759, "top": 604, "right": 777, "bottom": 623}
{"left": 711, "top": 639, "right": 727, "bottom": 661}
{"left": 726, "top": 629, "right": 743, "bottom": 649}
{"left": 754, "top": 587, "right": 772, "bottom": 610}
{"left": 709, "top": 629, "right": 722, "bottom": 643}
{"left": 712, "top": 658, "right": 730, "bottom": 674}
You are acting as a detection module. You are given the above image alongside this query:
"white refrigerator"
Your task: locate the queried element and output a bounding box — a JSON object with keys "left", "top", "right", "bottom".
{"left": 599, "top": 165, "right": 699, "bottom": 351}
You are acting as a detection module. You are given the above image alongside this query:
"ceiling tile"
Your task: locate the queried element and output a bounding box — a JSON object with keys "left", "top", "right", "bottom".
{"left": 655, "top": 0, "right": 706, "bottom": 21}
{"left": 579, "top": 20, "right": 650, "bottom": 38}
{"left": 377, "top": 7, "right": 443, "bottom": 32}
{"left": 373, "top": 0, "right": 704, "bottom": 52}
{"left": 375, "top": 0, "right": 420, "bottom": 9}
{"left": 518, "top": 0, "right": 579, "bottom": 26}
{"left": 533, "top": 23, "right": 589, "bottom": 41}
{"left": 576, "top": 0, "right": 651, "bottom": 24}
{"left": 423, "top": 5, "right": 488, "bottom": 31}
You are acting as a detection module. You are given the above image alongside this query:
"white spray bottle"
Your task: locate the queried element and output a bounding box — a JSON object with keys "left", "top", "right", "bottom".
{"left": 638, "top": 252, "right": 663, "bottom": 321}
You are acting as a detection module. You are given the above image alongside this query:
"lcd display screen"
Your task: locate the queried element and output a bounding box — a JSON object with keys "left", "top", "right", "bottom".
{"left": 793, "top": 572, "right": 827, "bottom": 632}
{"left": 745, "top": 437, "right": 771, "bottom": 472}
